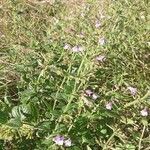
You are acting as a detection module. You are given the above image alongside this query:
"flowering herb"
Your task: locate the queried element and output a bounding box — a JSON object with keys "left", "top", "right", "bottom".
{"left": 140, "top": 108, "right": 148, "bottom": 116}
{"left": 95, "top": 20, "right": 101, "bottom": 28}
{"left": 127, "top": 86, "right": 137, "bottom": 96}
{"left": 53, "top": 135, "right": 64, "bottom": 146}
{"left": 98, "top": 37, "right": 106, "bottom": 45}
{"left": 85, "top": 89, "right": 93, "bottom": 97}
{"left": 84, "top": 89, "right": 99, "bottom": 100}
{"left": 64, "top": 44, "right": 71, "bottom": 50}
{"left": 92, "top": 93, "right": 99, "bottom": 100}
{"left": 64, "top": 138, "right": 72, "bottom": 147}
{"left": 106, "top": 102, "right": 113, "bottom": 110}
{"left": 71, "top": 45, "right": 84, "bottom": 52}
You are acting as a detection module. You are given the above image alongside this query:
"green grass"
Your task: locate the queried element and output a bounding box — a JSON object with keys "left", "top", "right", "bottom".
{"left": 0, "top": 0, "right": 150, "bottom": 149}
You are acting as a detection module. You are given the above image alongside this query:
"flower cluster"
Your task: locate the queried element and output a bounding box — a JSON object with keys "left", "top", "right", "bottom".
{"left": 83, "top": 87, "right": 149, "bottom": 116}
{"left": 53, "top": 135, "right": 71, "bottom": 147}
{"left": 65, "top": 35, "right": 148, "bottom": 130}
{"left": 84, "top": 89, "right": 99, "bottom": 100}
{"left": 72, "top": 45, "right": 84, "bottom": 52}
{"left": 64, "top": 44, "right": 84, "bottom": 53}
{"left": 127, "top": 86, "right": 137, "bottom": 96}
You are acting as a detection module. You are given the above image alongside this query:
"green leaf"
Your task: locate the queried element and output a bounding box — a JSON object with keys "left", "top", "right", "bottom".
{"left": 100, "top": 129, "right": 107, "bottom": 134}
{"left": 12, "top": 106, "right": 24, "bottom": 119}
{"left": 82, "top": 136, "right": 89, "bottom": 143}
{"left": 7, "top": 118, "right": 22, "bottom": 128}
{"left": 141, "top": 118, "right": 148, "bottom": 126}
{"left": 11, "top": 105, "right": 31, "bottom": 120}
{"left": 0, "top": 111, "right": 8, "bottom": 124}
{"left": 87, "top": 145, "right": 92, "bottom": 150}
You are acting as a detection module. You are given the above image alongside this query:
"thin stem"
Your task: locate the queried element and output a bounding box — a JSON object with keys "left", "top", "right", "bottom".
{"left": 138, "top": 125, "right": 146, "bottom": 150}
{"left": 124, "top": 90, "right": 150, "bottom": 108}
{"left": 53, "top": 53, "right": 87, "bottom": 131}
{"left": 102, "top": 132, "right": 115, "bottom": 150}
{"left": 52, "top": 54, "right": 76, "bottom": 110}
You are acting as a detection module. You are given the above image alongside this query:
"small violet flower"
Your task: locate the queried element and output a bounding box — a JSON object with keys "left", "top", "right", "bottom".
{"left": 98, "top": 37, "right": 106, "bottom": 46}
{"left": 84, "top": 89, "right": 99, "bottom": 100}
{"left": 85, "top": 89, "right": 93, "bottom": 97}
{"left": 53, "top": 135, "right": 64, "bottom": 146}
{"left": 95, "top": 55, "right": 106, "bottom": 62}
{"left": 64, "top": 138, "right": 72, "bottom": 147}
{"left": 72, "top": 45, "right": 84, "bottom": 52}
{"left": 92, "top": 93, "right": 99, "bottom": 100}
{"left": 127, "top": 86, "right": 137, "bottom": 96}
{"left": 106, "top": 102, "right": 113, "bottom": 110}
{"left": 64, "top": 44, "right": 71, "bottom": 50}
{"left": 95, "top": 20, "right": 101, "bottom": 28}
{"left": 140, "top": 108, "right": 148, "bottom": 116}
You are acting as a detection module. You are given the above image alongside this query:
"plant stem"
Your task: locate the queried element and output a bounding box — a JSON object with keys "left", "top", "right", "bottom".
{"left": 138, "top": 125, "right": 146, "bottom": 150}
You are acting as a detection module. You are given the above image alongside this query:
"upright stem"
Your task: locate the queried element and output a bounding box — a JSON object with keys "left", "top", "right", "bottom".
{"left": 138, "top": 125, "right": 146, "bottom": 150}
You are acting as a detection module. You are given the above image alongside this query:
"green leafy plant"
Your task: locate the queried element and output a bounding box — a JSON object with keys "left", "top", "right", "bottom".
{"left": 0, "top": 0, "right": 149, "bottom": 149}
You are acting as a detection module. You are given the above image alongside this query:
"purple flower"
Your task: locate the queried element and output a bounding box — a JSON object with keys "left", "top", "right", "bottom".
{"left": 95, "top": 20, "right": 101, "bottom": 28}
{"left": 64, "top": 138, "right": 72, "bottom": 147}
{"left": 84, "top": 89, "right": 99, "bottom": 100}
{"left": 72, "top": 45, "right": 84, "bottom": 52}
{"left": 98, "top": 37, "right": 106, "bottom": 46}
{"left": 85, "top": 89, "right": 93, "bottom": 97}
{"left": 95, "top": 55, "right": 106, "bottom": 62}
{"left": 53, "top": 135, "right": 64, "bottom": 146}
{"left": 106, "top": 102, "right": 113, "bottom": 110}
{"left": 64, "top": 44, "right": 71, "bottom": 50}
{"left": 127, "top": 86, "right": 137, "bottom": 96}
{"left": 92, "top": 93, "right": 99, "bottom": 100}
{"left": 140, "top": 108, "right": 148, "bottom": 116}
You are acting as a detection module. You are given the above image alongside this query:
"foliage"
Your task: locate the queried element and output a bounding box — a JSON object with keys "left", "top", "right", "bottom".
{"left": 0, "top": 0, "right": 149, "bottom": 149}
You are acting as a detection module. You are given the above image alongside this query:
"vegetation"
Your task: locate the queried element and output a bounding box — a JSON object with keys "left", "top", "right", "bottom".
{"left": 0, "top": 0, "right": 149, "bottom": 149}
